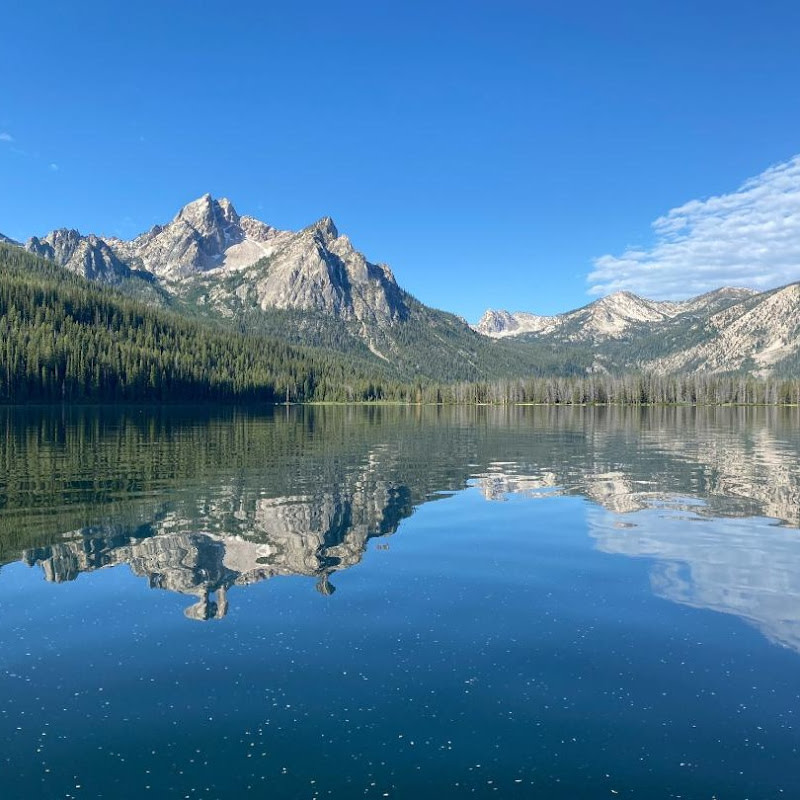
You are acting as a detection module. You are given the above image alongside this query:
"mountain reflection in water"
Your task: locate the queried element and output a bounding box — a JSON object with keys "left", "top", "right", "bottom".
{"left": 21, "top": 498, "right": 390, "bottom": 620}
{"left": 3, "top": 404, "right": 800, "bottom": 646}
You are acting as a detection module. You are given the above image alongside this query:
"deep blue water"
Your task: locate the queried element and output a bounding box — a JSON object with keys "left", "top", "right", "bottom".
{"left": 1, "top": 405, "right": 799, "bottom": 798}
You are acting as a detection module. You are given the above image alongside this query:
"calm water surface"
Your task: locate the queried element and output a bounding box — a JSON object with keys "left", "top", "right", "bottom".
{"left": 1, "top": 405, "right": 799, "bottom": 798}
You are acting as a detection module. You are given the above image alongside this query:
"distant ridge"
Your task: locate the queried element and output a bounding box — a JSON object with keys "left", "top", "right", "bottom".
{"left": 474, "top": 288, "right": 758, "bottom": 341}
{"left": 473, "top": 285, "right": 800, "bottom": 377}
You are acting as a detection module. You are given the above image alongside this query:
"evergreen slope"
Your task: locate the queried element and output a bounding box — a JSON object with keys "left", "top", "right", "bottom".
{"left": 214, "top": 288, "right": 592, "bottom": 384}
{"left": 0, "top": 244, "right": 396, "bottom": 403}
{"left": 4, "top": 241, "right": 798, "bottom": 407}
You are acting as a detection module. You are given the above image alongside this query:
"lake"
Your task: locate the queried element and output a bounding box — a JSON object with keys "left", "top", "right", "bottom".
{"left": 1, "top": 405, "right": 798, "bottom": 798}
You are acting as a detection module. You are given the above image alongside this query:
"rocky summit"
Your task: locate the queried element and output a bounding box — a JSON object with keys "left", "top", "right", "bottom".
{"left": 22, "top": 194, "right": 408, "bottom": 325}
{"left": 105, "top": 194, "right": 283, "bottom": 279}
{"left": 27, "top": 228, "right": 133, "bottom": 284}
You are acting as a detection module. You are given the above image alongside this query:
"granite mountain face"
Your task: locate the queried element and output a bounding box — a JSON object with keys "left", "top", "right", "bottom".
{"left": 5, "top": 194, "right": 800, "bottom": 378}
{"left": 21, "top": 195, "right": 409, "bottom": 325}
{"left": 476, "top": 292, "right": 676, "bottom": 340}
{"left": 643, "top": 283, "right": 800, "bottom": 376}
{"left": 475, "top": 288, "right": 758, "bottom": 342}
{"left": 27, "top": 228, "right": 134, "bottom": 284}
{"left": 474, "top": 285, "right": 800, "bottom": 377}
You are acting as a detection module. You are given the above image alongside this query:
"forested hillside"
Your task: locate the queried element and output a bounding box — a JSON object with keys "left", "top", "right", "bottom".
{"left": 0, "top": 244, "right": 397, "bottom": 403}
{"left": 0, "top": 243, "right": 597, "bottom": 404}
{"left": 3, "top": 243, "right": 800, "bottom": 406}
{"left": 217, "top": 287, "right": 593, "bottom": 384}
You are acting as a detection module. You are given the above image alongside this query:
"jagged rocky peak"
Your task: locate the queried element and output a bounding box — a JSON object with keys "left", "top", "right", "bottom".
{"left": 120, "top": 193, "right": 254, "bottom": 279}
{"left": 476, "top": 309, "right": 520, "bottom": 335}
{"left": 243, "top": 211, "right": 407, "bottom": 323}
{"left": 476, "top": 286, "right": 749, "bottom": 341}
{"left": 306, "top": 215, "right": 339, "bottom": 243}
{"left": 604, "top": 290, "right": 639, "bottom": 301}
{"left": 172, "top": 193, "right": 244, "bottom": 255}
{"left": 25, "top": 228, "right": 131, "bottom": 283}
{"left": 474, "top": 308, "right": 561, "bottom": 338}
{"left": 590, "top": 290, "right": 663, "bottom": 316}
{"left": 14, "top": 195, "right": 409, "bottom": 324}
{"left": 27, "top": 228, "right": 84, "bottom": 262}
{"left": 581, "top": 291, "right": 674, "bottom": 334}
{"left": 176, "top": 193, "right": 240, "bottom": 232}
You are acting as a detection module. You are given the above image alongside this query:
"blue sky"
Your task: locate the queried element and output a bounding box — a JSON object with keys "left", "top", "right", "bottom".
{"left": 2, "top": 0, "right": 800, "bottom": 321}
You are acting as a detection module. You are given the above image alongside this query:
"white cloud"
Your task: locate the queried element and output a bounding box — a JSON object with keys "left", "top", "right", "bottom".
{"left": 49, "top": 162, "right": 59, "bottom": 171}
{"left": 0, "top": 132, "right": 13, "bottom": 142}
{"left": 589, "top": 155, "right": 800, "bottom": 299}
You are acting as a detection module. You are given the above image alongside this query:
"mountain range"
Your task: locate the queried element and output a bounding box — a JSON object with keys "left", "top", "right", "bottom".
{"left": 3, "top": 194, "right": 800, "bottom": 379}
{"left": 476, "top": 284, "right": 800, "bottom": 378}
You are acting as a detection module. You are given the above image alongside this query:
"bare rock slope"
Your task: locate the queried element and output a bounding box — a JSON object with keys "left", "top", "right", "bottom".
{"left": 24, "top": 194, "right": 408, "bottom": 325}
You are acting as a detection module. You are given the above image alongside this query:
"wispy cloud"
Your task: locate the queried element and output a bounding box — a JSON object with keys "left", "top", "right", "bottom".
{"left": 0, "top": 132, "right": 13, "bottom": 142}
{"left": 589, "top": 155, "right": 800, "bottom": 298}
{"left": 49, "top": 162, "right": 59, "bottom": 171}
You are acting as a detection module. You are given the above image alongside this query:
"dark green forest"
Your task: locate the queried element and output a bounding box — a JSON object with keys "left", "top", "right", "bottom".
{"left": 0, "top": 243, "right": 401, "bottom": 403}
{"left": 2, "top": 242, "right": 800, "bottom": 405}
